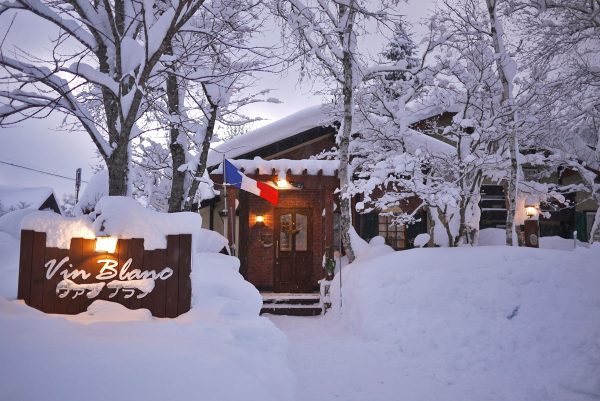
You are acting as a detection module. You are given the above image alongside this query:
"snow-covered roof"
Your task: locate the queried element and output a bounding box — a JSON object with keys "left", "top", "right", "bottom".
{"left": 214, "top": 157, "right": 339, "bottom": 176}
{"left": 404, "top": 101, "right": 460, "bottom": 126}
{"left": 404, "top": 128, "right": 454, "bottom": 155}
{"left": 208, "top": 102, "right": 456, "bottom": 168}
{"left": 207, "top": 105, "right": 333, "bottom": 167}
{"left": 0, "top": 185, "right": 58, "bottom": 212}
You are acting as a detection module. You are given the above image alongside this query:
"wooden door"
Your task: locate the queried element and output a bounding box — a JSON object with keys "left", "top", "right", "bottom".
{"left": 274, "top": 208, "right": 313, "bottom": 292}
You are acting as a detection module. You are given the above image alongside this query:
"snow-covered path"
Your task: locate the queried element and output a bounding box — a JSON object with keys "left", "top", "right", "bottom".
{"left": 269, "top": 315, "right": 445, "bottom": 401}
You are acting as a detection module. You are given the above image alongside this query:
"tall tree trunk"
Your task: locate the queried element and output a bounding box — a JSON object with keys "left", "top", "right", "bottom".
{"left": 589, "top": 203, "right": 600, "bottom": 244}
{"left": 486, "top": 0, "right": 518, "bottom": 246}
{"left": 183, "top": 103, "right": 219, "bottom": 211}
{"left": 427, "top": 207, "right": 436, "bottom": 247}
{"left": 106, "top": 138, "right": 130, "bottom": 196}
{"left": 437, "top": 207, "right": 456, "bottom": 247}
{"left": 338, "top": 2, "right": 356, "bottom": 263}
{"left": 166, "top": 58, "right": 186, "bottom": 212}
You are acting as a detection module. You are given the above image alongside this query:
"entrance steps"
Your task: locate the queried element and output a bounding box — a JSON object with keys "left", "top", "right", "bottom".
{"left": 260, "top": 292, "right": 322, "bottom": 316}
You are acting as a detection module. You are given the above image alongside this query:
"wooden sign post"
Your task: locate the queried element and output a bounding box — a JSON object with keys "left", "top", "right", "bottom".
{"left": 18, "top": 230, "right": 192, "bottom": 318}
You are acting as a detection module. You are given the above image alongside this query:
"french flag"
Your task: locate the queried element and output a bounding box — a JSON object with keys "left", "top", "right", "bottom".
{"left": 224, "top": 159, "right": 279, "bottom": 205}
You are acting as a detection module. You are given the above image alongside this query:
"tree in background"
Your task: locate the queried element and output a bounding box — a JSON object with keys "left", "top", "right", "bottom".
{"left": 381, "top": 19, "right": 421, "bottom": 98}
{"left": 156, "top": 0, "right": 278, "bottom": 212}
{"left": 273, "top": 0, "right": 404, "bottom": 262}
{"left": 513, "top": 0, "right": 600, "bottom": 242}
{"left": 0, "top": 0, "right": 207, "bottom": 196}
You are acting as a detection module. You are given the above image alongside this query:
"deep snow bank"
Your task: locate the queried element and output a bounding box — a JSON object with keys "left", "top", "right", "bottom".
{"left": 0, "top": 197, "right": 292, "bottom": 401}
{"left": 330, "top": 245, "right": 600, "bottom": 401}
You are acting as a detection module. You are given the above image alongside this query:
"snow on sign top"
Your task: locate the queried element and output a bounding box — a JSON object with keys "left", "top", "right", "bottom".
{"left": 0, "top": 185, "right": 55, "bottom": 211}
{"left": 21, "top": 196, "right": 203, "bottom": 250}
{"left": 91, "top": 197, "right": 202, "bottom": 250}
{"left": 207, "top": 105, "right": 333, "bottom": 167}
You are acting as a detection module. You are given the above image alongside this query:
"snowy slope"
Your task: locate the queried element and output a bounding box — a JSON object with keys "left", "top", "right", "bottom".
{"left": 329, "top": 245, "right": 600, "bottom": 401}
{"left": 0, "top": 202, "right": 293, "bottom": 401}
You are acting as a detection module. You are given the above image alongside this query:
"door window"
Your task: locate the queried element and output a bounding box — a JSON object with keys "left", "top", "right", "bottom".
{"left": 280, "top": 213, "right": 292, "bottom": 251}
{"left": 295, "top": 213, "right": 308, "bottom": 251}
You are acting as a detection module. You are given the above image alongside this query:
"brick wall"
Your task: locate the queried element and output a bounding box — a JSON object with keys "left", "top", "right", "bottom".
{"left": 239, "top": 176, "right": 337, "bottom": 292}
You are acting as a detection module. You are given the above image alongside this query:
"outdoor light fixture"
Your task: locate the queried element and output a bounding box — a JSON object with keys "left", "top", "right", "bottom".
{"left": 95, "top": 235, "right": 117, "bottom": 253}
{"left": 276, "top": 170, "right": 288, "bottom": 189}
{"left": 254, "top": 214, "right": 272, "bottom": 247}
{"left": 525, "top": 205, "right": 536, "bottom": 218}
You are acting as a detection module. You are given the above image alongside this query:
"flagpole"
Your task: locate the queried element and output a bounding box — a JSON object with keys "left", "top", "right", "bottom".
{"left": 222, "top": 154, "right": 236, "bottom": 257}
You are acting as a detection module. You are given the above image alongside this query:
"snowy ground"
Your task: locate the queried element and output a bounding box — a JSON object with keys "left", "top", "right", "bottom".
{"left": 270, "top": 315, "right": 440, "bottom": 401}
{"left": 324, "top": 244, "right": 600, "bottom": 401}
{"left": 1, "top": 206, "right": 598, "bottom": 400}
{"left": 0, "top": 205, "right": 293, "bottom": 401}
{"left": 269, "top": 234, "right": 600, "bottom": 401}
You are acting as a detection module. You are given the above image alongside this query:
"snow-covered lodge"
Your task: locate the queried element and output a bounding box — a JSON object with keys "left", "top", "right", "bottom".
{"left": 201, "top": 106, "right": 599, "bottom": 294}
{"left": 0, "top": 185, "right": 61, "bottom": 216}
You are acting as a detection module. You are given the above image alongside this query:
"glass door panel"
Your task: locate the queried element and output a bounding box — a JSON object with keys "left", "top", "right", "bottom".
{"left": 295, "top": 213, "right": 308, "bottom": 251}
{"left": 280, "top": 213, "right": 292, "bottom": 251}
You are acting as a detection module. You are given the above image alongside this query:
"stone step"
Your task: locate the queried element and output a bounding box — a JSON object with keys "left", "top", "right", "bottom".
{"left": 261, "top": 292, "right": 320, "bottom": 306}
{"left": 260, "top": 292, "right": 322, "bottom": 316}
{"left": 260, "top": 305, "right": 322, "bottom": 316}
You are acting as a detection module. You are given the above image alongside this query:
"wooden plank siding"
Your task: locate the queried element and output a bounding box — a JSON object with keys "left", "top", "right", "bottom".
{"left": 17, "top": 230, "right": 193, "bottom": 318}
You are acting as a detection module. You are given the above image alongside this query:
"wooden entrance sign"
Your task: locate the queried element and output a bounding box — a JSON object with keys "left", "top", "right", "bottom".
{"left": 17, "top": 230, "right": 192, "bottom": 318}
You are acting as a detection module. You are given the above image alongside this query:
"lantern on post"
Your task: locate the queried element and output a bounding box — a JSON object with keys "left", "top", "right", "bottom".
{"left": 525, "top": 204, "right": 537, "bottom": 218}
{"left": 523, "top": 204, "right": 539, "bottom": 248}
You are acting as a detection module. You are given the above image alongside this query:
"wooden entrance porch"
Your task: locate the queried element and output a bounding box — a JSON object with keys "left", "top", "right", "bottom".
{"left": 214, "top": 168, "right": 338, "bottom": 294}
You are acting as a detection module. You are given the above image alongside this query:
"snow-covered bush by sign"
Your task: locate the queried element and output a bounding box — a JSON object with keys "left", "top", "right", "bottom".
{"left": 73, "top": 170, "right": 108, "bottom": 216}
{"left": 91, "top": 196, "right": 202, "bottom": 250}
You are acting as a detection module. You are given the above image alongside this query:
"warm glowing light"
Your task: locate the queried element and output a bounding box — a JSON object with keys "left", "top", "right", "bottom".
{"left": 95, "top": 236, "right": 117, "bottom": 253}
{"left": 256, "top": 215, "right": 265, "bottom": 223}
{"left": 525, "top": 206, "right": 536, "bottom": 218}
{"left": 277, "top": 170, "right": 288, "bottom": 189}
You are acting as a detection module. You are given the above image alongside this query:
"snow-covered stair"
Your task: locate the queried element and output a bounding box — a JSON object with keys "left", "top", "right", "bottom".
{"left": 260, "top": 293, "right": 322, "bottom": 316}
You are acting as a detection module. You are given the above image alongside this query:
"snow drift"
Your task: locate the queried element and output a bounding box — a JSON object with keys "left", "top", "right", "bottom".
{"left": 330, "top": 245, "right": 600, "bottom": 401}
{"left": 0, "top": 196, "right": 292, "bottom": 401}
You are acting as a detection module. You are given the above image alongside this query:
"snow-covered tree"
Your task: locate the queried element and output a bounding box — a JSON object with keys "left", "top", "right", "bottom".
{"left": 155, "top": 0, "right": 277, "bottom": 212}
{"left": 352, "top": 0, "right": 508, "bottom": 247}
{"left": 513, "top": 0, "right": 600, "bottom": 242}
{"left": 380, "top": 19, "right": 421, "bottom": 98}
{"left": 0, "top": 0, "right": 207, "bottom": 196}
{"left": 273, "top": 0, "right": 403, "bottom": 262}
{"left": 353, "top": 0, "right": 564, "bottom": 247}
{"left": 349, "top": 17, "right": 453, "bottom": 245}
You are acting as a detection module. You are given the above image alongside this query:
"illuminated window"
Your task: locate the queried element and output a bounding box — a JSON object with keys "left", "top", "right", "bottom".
{"left": 378, "top": 215, "right": 406, "bottom": 250}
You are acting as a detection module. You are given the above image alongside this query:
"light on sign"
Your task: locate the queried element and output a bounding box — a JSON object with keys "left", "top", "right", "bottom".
{"left": 95, "top": 236, "right": 117, "bottom": 253}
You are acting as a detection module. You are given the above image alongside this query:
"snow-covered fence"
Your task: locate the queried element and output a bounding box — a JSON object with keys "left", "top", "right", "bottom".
{"left": 18, "top": 230, "right": 192, "bottom": 318}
